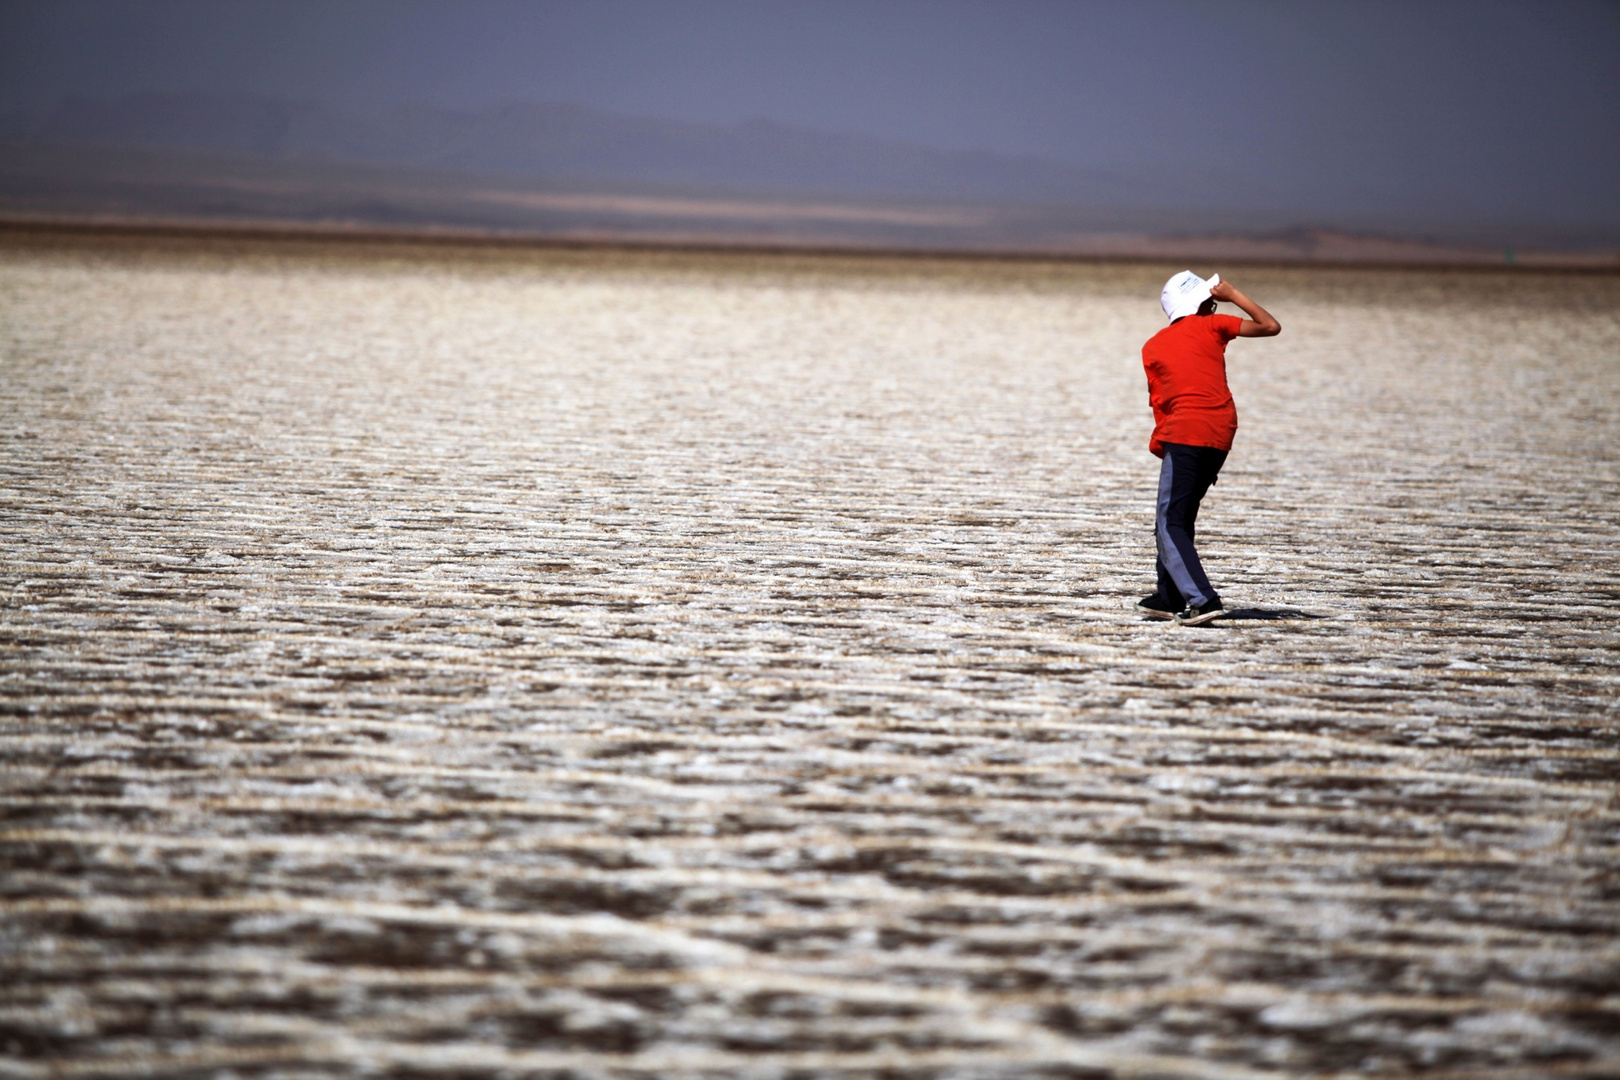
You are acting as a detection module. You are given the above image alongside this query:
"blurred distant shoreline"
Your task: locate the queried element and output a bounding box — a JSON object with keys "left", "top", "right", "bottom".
{"left": 3, "top": 95, "right": 1616, "bottom": 271}
{"left": 4, "top": 213, "right": 1617, "bottom": 273}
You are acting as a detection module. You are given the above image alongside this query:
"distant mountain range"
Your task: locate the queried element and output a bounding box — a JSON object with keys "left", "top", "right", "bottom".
{"left": 0, "top": 92, "right": 1224, "bottom": 209}
{"left": 1, "top": 94, "right": 1614, "bottom": 260}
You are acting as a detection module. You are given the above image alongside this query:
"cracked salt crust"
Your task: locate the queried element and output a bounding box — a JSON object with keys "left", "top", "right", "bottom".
{"left": 0, "top": 237, "right": 1617, "bottom": 1077}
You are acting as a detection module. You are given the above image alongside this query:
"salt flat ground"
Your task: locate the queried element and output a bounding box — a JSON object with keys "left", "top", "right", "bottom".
{"left": 1, "top": 237, "right": 1617, "bottom": 1079}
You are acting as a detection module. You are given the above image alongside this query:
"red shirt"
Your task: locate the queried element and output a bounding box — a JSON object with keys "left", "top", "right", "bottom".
{"left": 1141, "top": 313, "right": 1243, "bottom": 457}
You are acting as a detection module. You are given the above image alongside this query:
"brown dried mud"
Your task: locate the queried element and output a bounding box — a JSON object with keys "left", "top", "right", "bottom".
{"left": 1, "top": 237, "right": 1618, "bottom": 1078}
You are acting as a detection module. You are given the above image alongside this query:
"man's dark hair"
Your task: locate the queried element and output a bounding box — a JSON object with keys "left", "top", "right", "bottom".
{"left": 1196, "top": 297, "right": 1218, "bottom": 316}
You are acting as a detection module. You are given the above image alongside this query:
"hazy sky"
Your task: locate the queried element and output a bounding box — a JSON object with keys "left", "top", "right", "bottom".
{"left": 3, "top": 0, "right": 1617, "bottom": 229}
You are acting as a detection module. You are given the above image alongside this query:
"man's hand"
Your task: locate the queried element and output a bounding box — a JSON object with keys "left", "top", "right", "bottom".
{"left": 1212, "top": 279, "right": 1281, "bottom": 338}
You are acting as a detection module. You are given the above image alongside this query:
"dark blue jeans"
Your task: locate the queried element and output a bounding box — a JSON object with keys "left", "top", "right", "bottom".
{"left": 1154, "top": 442, "right": 1228, "bottom": 609}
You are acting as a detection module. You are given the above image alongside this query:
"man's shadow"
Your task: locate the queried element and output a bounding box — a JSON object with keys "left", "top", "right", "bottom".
{"left": 1199, "top": 607, "right": 1324, "bottom": 625}
{"left": 1142, "top": 607, "right": 1323, "bottom": 625}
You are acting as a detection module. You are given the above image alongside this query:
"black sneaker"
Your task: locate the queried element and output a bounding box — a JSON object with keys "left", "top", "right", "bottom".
{"left": 1136, "top": 593, "right": 1179, "bottom": 620}
{"left": 1175, "top": 599, "right": 1225, "bottom": 626}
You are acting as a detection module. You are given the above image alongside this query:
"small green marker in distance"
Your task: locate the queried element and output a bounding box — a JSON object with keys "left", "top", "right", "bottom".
{"left": 1504, "top": 245, "right": 1516, "bottom": 265}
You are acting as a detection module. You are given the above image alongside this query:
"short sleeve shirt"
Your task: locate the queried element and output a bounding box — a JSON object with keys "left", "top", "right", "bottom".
{"left": 1141, "top": 313, "right": 1243, "bottom": 457}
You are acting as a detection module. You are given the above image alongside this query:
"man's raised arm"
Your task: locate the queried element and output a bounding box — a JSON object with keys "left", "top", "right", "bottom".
{"left": 1211, "top": 280, "right": 1281, "bottom": 337}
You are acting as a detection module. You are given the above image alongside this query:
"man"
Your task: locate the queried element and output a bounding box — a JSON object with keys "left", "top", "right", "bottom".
{"left": 1137, "top": 271, "right": 1281, "bottom": 625}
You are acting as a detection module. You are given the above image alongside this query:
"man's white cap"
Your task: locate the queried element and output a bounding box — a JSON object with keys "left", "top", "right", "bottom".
{"left": 1161, "top": 270, "right": 1220, "bottom": 322}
